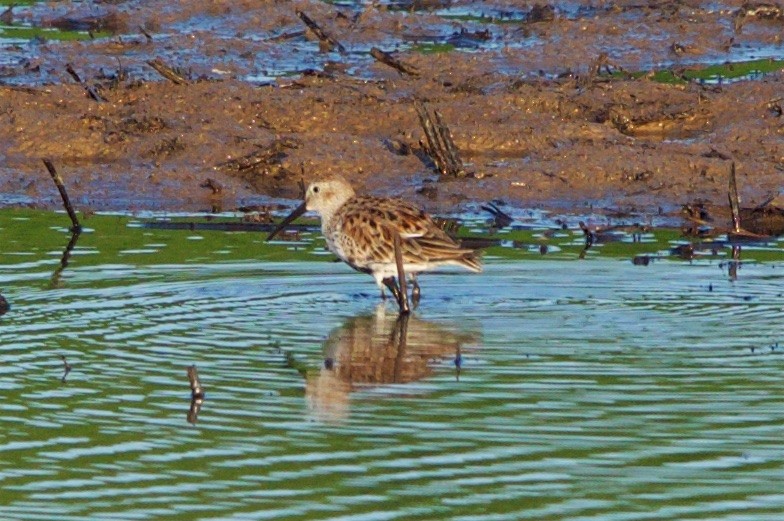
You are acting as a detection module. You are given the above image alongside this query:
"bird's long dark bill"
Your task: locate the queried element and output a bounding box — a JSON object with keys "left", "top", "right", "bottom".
{"left": 266, "top": 202, "right": 307, "bottom": 240}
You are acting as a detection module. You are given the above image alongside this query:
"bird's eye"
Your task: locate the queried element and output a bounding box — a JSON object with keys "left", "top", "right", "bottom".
{"left": 313, "top": 186, "right": 320, "bottom": 193}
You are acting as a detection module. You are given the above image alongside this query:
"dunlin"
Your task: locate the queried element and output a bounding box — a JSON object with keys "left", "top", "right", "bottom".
{"left": 267, "top": 178, "right": 481, "bottom": 310}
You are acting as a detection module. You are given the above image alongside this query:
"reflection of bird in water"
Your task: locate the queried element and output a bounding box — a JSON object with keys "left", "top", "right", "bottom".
{"left": 306, "top": 305, "right": 480, "bottom": 423}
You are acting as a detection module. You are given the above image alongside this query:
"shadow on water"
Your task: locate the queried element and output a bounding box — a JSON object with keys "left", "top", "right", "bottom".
{"left": 303, "top": 305, "right": 480, "bottom": 423}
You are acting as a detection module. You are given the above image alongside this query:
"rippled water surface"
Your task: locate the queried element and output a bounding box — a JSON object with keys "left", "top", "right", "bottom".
{"left": 1, "top": 210, "right": 783, "bottom": 520}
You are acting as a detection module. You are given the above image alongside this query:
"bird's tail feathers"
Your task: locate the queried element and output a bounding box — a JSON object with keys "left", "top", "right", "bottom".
{"left": 458, "top": 252, "right": 483, "bottom": 273}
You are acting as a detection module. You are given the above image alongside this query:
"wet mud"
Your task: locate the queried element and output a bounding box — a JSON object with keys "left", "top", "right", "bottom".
{"left": 0, "top": 0, "right": 783, "bottom": 216}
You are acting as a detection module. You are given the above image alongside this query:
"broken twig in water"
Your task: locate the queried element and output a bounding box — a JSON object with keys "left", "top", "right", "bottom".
{"left": 0, "top": 294, "right": 9, "bottom": 317}
{"left": 370, "top": 47, "right": 419, "bottom": 76}
{"left": 187, "top": 365, "right": 205, "bottom": 400}
{"left": 65, "top": 63, "right": 107, "bottom": 102}
{"left": 296, "top": 10, "right": 346, "bottom": 54}
{"left": 481, "top": 202, "right": 513, "bottom": 232}
{"left": 0, "top": 6, "right": 13, "bottom": 25}
{"left": 42, "top": 159, "right": 82, "bottom": 232}
{"left": 723, "top": 163, "right": 772, "bottom": 239}
{"left": 728, "top": 162, "right": 742, "bottom": 234}
{"left": 147, "top": 57, "right": 190, "bottom": 85}
{"left": 61, "top": 355, "right": 72, "bottom": 383}
{"left": 414, "top": 101, "right": 466, "bottom": 177}
{"left": 454, "top": 345, "right": 462, "bottom": 382}
{"left": 578, "top": 221, "right": 595, "bottom": 259}
{"left": 187, "top": 365, "right": 205, "bottom": 425}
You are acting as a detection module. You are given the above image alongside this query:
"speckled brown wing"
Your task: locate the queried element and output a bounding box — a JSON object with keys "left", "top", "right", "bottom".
{"left": 404, "top": 231, "right": 481, "bottom": 268}
{"left": 335, "top": 196, "right": 482, "bottom": 272}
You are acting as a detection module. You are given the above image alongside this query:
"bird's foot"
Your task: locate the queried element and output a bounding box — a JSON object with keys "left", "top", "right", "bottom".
{"left": 382, "top": 276, "right": 409, "bottom": 315}
{"left": 382, "top": 277, "right": 401, "bottom": 302}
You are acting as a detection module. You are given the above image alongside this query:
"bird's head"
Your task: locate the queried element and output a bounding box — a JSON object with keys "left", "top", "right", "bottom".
{"left": 267, "top": 177, "right": 355, "bottom": 241}
{"left": 304, "top": 177, "right": 355, "bottom": 216}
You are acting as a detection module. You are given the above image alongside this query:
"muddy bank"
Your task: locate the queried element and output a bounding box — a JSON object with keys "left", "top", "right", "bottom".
{"left": 0, "top": 0, "right": 782, "bottom": 216}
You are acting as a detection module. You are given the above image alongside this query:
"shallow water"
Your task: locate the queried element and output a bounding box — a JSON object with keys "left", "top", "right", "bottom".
{"left": 1, "top": 210, "right": 783, "bottom": 520}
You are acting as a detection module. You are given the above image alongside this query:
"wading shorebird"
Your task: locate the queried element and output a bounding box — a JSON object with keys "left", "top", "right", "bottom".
{"left": 267, "top": 178, "right": 481, "bottom": 312}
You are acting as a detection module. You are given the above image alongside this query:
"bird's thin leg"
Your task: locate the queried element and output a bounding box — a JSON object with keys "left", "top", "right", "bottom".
{"left": 392, "top": 232, "right": 410, "bottom": 315}
{"left": 410, "top": 274, "right": 421, "bottom": 308}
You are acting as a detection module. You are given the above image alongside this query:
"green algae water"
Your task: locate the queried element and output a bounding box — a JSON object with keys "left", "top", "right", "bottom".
{"left": 1, "top": 209, "right": 783, "bottom": 520}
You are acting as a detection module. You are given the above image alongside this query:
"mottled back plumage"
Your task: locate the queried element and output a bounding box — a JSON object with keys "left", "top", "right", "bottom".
{"left": 327, "top": 195, "right": 481, "bottom": 275}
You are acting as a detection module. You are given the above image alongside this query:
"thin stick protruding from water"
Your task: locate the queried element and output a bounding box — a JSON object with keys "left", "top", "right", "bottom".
{"left": 187, "top": 365, "right": 205, "bottom": 400}
{"left": 42, "top": 159, "right": 82, "bottom": 232}
{"left": 728, "top": 162, "right": 741, "bottom": 234}
{"left": 61, "top": 355, "right": 72, "bottom": 383}
{"left": 578, "top": 221, "right": 594, "bottom": 260}
{"left": 187, "top": 365, "right": 205, "bottom": 424}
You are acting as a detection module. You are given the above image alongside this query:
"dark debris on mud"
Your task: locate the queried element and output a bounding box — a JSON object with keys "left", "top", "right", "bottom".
{"left": 0, "top": 0, "right": 783, "bottom": 215}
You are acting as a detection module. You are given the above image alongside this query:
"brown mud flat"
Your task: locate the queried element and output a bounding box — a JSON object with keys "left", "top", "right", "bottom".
{"left": 0, "top": 0, "right": 783, "bottom": 218}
